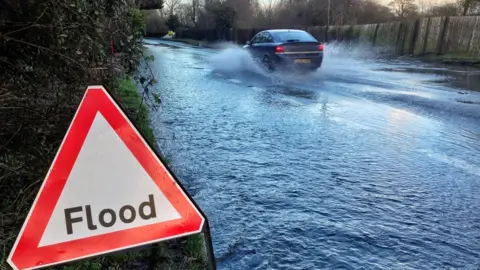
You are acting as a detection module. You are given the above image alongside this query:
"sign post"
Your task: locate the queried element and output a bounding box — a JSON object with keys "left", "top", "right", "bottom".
{"left": 7, "top": 86, "right": 215, "bottom": 270}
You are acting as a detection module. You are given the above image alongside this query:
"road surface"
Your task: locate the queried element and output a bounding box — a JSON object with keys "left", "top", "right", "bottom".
{"left": 143, "top": 39, "right": 480, "bottom": 270}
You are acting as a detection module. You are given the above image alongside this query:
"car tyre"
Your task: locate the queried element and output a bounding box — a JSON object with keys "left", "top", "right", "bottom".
{"left": 262, "top": 55, "right": 275, "bottom": 72}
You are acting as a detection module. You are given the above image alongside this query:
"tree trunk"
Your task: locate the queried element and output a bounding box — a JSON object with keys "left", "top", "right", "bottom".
{"left": 462, "top": 0, "right": 470, "bottom": 15}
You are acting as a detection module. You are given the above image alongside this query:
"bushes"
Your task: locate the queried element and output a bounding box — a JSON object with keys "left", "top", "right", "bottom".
{"left": 0, "top": 0, "right": 153, "bottom": 269}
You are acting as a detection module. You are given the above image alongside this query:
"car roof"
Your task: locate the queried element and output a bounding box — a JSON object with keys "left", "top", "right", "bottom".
{"left": 265, "top": 29, "right": 306, "bottom": 33}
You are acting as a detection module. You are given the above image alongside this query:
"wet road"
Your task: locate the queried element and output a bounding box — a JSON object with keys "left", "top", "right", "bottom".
{"left": 142, "top": 39, "right": 480, "bottom": 270}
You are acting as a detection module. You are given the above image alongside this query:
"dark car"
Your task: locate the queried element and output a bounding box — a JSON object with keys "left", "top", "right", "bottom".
{"left": 243, "top": 29, "right": 324, "bottom": 72}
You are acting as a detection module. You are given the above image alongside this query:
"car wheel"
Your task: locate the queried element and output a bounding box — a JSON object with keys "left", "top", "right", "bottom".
{"left": 262, "top": 55, "right": 275, "bottom": 72}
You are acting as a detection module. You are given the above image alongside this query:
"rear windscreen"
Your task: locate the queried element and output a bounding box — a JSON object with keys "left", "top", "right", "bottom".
{"left": 273, "top": 31, "right": 317, "bottom": 42}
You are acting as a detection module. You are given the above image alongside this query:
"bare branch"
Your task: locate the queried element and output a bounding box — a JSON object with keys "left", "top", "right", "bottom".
{"left": 0, "top": 35, "right": 88, "bottom": 70}
{"left": 5, "top": 8, "right": 48, "bottom": 36}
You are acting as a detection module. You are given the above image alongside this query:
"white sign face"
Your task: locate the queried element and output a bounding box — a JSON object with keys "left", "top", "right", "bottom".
{"left": 39, "top": 112, "right": 181, "bottom": 247}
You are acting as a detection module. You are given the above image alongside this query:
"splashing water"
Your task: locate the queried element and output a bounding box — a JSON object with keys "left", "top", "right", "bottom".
{"left": 207, "top": 42, "right": 267, "bottom": 76}
{"left": 323, "top": 41, "right": 393, "bottom": 61}
{"left": 206, "top": 41, "right": 399, "bottom": 87}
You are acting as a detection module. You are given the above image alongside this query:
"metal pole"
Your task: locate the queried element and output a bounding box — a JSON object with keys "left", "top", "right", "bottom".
{"left": 203, "top": 222, "right": 217, "bottom": 270}
{"left": 148, "top": 244, "right": 159, "bottom": 270}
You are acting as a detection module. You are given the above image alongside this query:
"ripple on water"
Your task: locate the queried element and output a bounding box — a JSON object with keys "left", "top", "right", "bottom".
{"left": 148, "top": 45, "right": 480, "bottom": 270}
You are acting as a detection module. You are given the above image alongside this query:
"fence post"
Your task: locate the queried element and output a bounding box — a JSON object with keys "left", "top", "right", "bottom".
{"left": 395, "top": 22, "right": 404, "bottom": 54}
{"left": 422, "top": 17, "right": 431, "bottom": 54}
{"left": 437, "top": 16, "right": 450, "bottom": 54}
{"left": 410, "top": 19, "right": 420, "bottom": 55}
{"left": 372, "top": 24, "right": 380, "bottom": 46}
{"left": 466, "top": 17, "right": 479, "bottom": 53}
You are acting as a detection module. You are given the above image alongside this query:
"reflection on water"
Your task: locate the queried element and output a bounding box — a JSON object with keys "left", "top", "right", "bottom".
{"left": 385, "top": 108, "right": 422, "bottom": 153}
{"left": 376, "top": 66, "right": 480, "bottom": 92}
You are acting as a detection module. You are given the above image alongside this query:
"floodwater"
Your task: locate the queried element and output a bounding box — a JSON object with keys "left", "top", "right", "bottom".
{"left": 142, "top": 39, "right": 480, "bottom": 270}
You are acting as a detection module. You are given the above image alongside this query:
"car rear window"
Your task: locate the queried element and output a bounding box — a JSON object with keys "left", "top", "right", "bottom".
{"left": 273, "top": 31, "right": 317, "bottom": 42}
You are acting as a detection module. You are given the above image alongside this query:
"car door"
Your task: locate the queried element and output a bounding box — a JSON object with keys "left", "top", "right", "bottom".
{"left": 255, "top": 32, "right": 275, "bottom": 56}
{"left": 248, "top": 32, "right": 267, "bottom": 59}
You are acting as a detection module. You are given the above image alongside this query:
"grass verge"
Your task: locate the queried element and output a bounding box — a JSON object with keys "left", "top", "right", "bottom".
{"left": 114, "top": 76, "right": 156, "bottom": 145}
{"left": 419, "top": 53, "right": 480, "bottom": 68}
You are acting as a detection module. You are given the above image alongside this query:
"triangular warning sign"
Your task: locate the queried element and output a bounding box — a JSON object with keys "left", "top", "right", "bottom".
{"left": 7, "top": 86, "right": 206, "bottom": 270}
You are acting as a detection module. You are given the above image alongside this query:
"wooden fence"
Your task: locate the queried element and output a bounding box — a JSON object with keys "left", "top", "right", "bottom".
{"left": 172, "top": 16, "right": 480, "bottom": 56}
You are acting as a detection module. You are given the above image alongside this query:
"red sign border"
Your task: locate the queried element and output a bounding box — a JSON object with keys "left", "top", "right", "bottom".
{"left": 7, "top": 86, "right": 206, "bottom": 270}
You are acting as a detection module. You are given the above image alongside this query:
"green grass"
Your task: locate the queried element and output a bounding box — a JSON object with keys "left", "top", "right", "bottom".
{"left": 420, "top": 52, "right": 480, "bottom": 66}
{"left": 114, "top": 76, "right": 156, "bottom": 145}
{"left": 58, "top": 250, "right": 149, "bottom": 270}
{"left": 184, "top": 234, "right": 207, "bottom": 261}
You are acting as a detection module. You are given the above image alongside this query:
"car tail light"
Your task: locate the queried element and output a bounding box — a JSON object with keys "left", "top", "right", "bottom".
{"left": 275, "top": 46, "right": 284, "bottom": 53}
{"left": 319, "top": 44, "right": 324, "bottom": 51}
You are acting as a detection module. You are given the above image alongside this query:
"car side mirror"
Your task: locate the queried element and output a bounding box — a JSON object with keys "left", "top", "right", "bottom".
{"left": 246, "top": 41, "right": 251, "bottom": 45}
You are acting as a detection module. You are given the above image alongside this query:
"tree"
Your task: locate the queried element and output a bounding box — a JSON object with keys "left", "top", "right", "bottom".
{"left": 388, "top": 0, "right": 419, "bottom": 19}
{"left": 146, "top": 9, "right": 169, "bottom": 35}
{"left": 460, "top": 0, "right": 480, "bottom": 14}
{"left": 200, "top": 0, "right": 236, "bottom": 30}
{"left": 212, "top": 2, "right": 236, "bottom": 29}
{"left": 138, "top": 0, "right": 164, "bottom": 9}
{"left": 165, "top": 14, "right": 181, "bottom": 30}
{"left": 258, "top": 0, "right": 280, "bottom": 27}
{"left": 163, "top": 0, "right": 181, "bottom": 16}
{"left": 429, "top": 3, "right": 462, "bottom": 16}
{"left": 190, "top": 0, "right": 200, "bottom": 27}
{"left": 358, "top": 0, "right": 395, "bottom": 23}
{"left": 224, "top": 0, "right": 255, "bottom": 27}
{"left": 329, "top": 0, "right": 362, "bottom": 25}
{"left": 176, "top": 3, "right": 193, "bottom": 27}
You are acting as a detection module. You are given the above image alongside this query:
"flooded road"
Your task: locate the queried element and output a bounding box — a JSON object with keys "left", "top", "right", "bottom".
{"left": 142, "top": 39, "right": 480, "bottom": 270}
